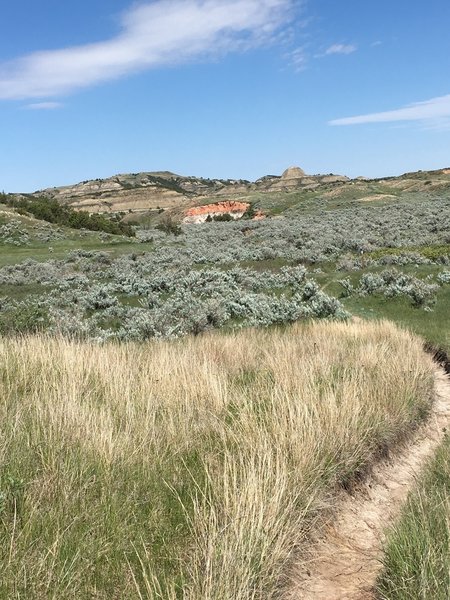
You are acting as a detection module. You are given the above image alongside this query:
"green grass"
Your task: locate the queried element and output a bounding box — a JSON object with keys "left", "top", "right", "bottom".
{"left": 0, "top": 238, "right": 153, "bottom": 267}
{"left": 246, "top": 181, "right": 450, "bottom": 217}
{"left": 369, "top": 244, "right": 450, "bottom": 261}
{"left": 343, "top": 286, "right": 450, "bottom": 354}
{"left": 312, "top": 264, "right": 450, "bottom": 354}
{"left": 376, "top": 435, "right": 450, "bottom": 600}
{"left": 0, "top": 283, "right": 49, "bottom": 302}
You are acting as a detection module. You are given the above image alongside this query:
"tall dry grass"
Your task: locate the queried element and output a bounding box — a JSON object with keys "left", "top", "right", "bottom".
{"left": 0, "top": 320, "right": 434, "bottom": 598}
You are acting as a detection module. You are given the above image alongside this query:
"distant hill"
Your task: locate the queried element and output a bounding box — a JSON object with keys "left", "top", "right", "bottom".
{"left": 15, "top": 165, "right": 450, "bottom": 220}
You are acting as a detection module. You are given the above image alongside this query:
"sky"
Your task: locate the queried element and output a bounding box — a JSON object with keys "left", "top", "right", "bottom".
{"left": 1, "top": 0, "right": 449, "bottom": 192}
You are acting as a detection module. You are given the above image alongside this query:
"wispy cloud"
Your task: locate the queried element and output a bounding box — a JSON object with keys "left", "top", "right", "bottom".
{"left": 24, "top": 102, "right": 63, "bottom": 110}
{"left": 329, "top": 94, "right": 450, "bottom": 126}
{"left": 0, "top": 0, "right": 294, "bottom": 100}
{"left": 288, "top": 40, "right": 357, "bottom": 71}
{"left": 287, "top": 47, "right": 308, "bottom": 71}
{"left": 324, "top": 43, "right": 357, "bottom": 56}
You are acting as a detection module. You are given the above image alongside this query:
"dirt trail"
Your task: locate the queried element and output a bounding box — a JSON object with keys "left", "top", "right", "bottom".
{"left": 285, "top": 367, "right": 450, "bottom": 600}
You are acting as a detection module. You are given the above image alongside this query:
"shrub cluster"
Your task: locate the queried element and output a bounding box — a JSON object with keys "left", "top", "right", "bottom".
{"left": 0, "top": 219, "right": 30, "bottom": 246}
{"left": 1, "top": 193, "right": 450, "bottom": 339}
{"left": 5, "top": 196, "right": 135, "bottom": 237}
{"left": 340, "top": 269, "right": 440, "bottom": 308}
{"left": 0, "top": 254, "right": 347, "bottom": 339}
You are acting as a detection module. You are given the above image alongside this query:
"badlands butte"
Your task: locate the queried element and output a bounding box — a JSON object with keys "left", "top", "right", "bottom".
{"left": 30, "top": 165, "right": 450, "bottom": 223}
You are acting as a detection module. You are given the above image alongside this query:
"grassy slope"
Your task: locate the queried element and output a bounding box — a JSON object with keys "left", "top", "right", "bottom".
{"left": 0, "top": 321, "right": 434, "bottom": 599}
{"left": 0, "top": 239, "right": 154, "bottom": 268}
{"left": 344, "top": 287, "right": 450, "bottom": 354}
{"left": 0, "top": 204, "right": 147, "bottom": 267}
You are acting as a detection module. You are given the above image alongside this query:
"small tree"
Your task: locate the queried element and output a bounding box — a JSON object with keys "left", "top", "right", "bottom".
{"left": 156, "top": 214, "right": 183, "bottom": 236}
{"left": 244, "top": 203, "right": 257, "bottom": 219}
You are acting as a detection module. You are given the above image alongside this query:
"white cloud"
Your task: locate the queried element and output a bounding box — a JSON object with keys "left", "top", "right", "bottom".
{"left": 329, "top": 94, "right": 450, "bottom": 126}
{"left": 288, "top": 46, "right": 308, "bottom": 71}
{"left": 25, "top": 102, "right": 63, "bottom": 110}
{"left": 0, "top": 0, "right": 294, "bottom": 100}
{"left": 324, "top": 43, "right": 357, "bottom": 56}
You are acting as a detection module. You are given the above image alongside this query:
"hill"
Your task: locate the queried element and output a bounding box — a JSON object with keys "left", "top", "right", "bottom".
{"left": 24, "top": 166, "right": 450, "bottom": 219}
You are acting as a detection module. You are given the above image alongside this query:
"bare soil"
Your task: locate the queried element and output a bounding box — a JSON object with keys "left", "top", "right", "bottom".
{"left": 284, "top": 367, "right": 450, "bottom": 600}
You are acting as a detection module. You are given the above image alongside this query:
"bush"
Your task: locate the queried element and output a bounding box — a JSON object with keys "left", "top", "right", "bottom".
{"left": 155, "top": 214, "right": 183, "bottom": 236}
{"left": 437, "top": 271, "right": 450, "bottom": 285}
{"left": 353, "top": 269, "right": 439, "bottom": 308}
{"left": 0, "top": 303, "right": 49, "bottom": 334}
{"left": 213, "top": 213, "right": 233, "bottom": 222}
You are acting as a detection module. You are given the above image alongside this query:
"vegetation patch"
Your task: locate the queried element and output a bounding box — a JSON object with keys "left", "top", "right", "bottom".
{"left": 1, "top": 193, "right": 135, "bottom": 237}
{"left": 377, "top": 435, "right": 450, "bottom": 600}
{"left": 0, "top": 321, "right": 434, "bottom": 598}
{"left": 369, "top": 244, "right": 450, "bottom": 262}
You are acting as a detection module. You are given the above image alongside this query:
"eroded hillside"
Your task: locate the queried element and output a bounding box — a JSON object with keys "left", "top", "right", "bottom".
{"left": 24, "top": 166, "right": 450, "bottom": 228}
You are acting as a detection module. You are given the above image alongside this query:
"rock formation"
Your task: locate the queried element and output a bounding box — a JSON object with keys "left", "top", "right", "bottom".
{"left": 281, "top": 166, "right": 306, "bottom": 180}
{"left": 183, "top": 201, "right": 250, "bottom": 224}
{"left": 269, "top": 166, "right": 307, "bottom": 190}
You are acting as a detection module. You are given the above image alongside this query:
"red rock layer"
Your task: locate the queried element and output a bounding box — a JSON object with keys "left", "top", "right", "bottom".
{"left": 185, "top": 201, "right": 250, "bottom": 217}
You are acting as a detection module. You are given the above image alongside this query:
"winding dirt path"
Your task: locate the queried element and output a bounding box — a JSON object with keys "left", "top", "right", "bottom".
{"left": 285, "top": 367, "right": 450, "bottom": 600}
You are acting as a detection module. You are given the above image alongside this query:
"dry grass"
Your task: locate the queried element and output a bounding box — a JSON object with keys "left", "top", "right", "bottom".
{"left": 0, "top": 320, "right": 434, "bottom": 598}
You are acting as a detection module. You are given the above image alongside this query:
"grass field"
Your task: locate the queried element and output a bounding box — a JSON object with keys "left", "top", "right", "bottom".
{"left": 0, "top": 320, "right": 434, "bottom": 599}
{"left": 0, "top": 238, "right": 154, "bottom": 268}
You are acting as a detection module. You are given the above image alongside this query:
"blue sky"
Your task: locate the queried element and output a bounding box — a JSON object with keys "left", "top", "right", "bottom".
{"left": 1, "top": 0, "right": 449, "bottom": 192}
